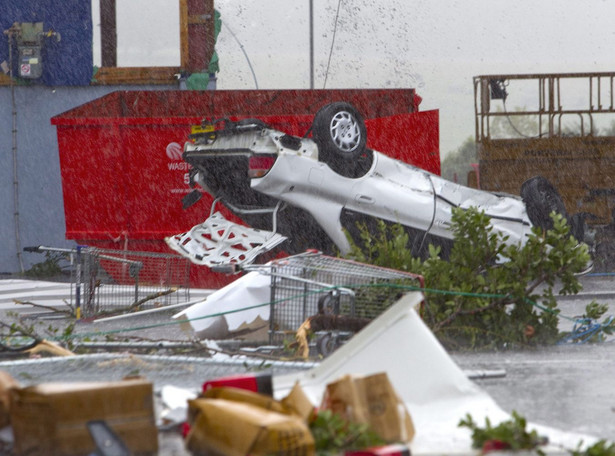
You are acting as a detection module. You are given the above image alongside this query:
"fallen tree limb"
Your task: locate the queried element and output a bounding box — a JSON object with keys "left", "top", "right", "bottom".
{"left": 128, "top": 288, "right": 178, "bottom": 311}
{"left": 13, "top": 299, "right": 74, "bottom": 317}
{"left": 27, "top": 340, "right": 75, "bottom": 357}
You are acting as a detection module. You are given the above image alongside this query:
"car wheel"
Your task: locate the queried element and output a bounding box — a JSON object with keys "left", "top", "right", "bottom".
{"left": 312, "top": 102, "right": 367, "bottom": 175}
{"left": 520, "top": 176, "right": 568, "bottom": 231}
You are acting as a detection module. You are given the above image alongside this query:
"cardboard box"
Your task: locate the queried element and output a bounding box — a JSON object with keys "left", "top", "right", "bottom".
{"left": 10, "top": 379, "right": 157, "bottom": 456}
{"left": 202, "top": 386, "right": 288, "bottom": 414}
{"left": 0, "top": 371, "right": 19, "bottom": 429}
{"left": 321, "top": 373, "right": 415, "bottom": 444}
{"left": 187, "top": 398, "right": 315, "bottom": 456}
{"left": 186, "top": 388, "right": 315, "bottom": 456}
{"left": 280, "top": 381, "right": 316, "bottom": 422}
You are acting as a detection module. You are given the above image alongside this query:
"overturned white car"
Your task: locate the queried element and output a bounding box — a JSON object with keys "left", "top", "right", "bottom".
{"left": 166, "top": 102, "right": 590, "bottom": 266}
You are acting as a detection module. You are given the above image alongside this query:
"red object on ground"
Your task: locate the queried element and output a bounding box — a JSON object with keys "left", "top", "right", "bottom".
{"left": 201, "top": 372, "right": 273, "bottom": 396}
{"left": 482, "top": 439, "right": 511, "bottom": 454}
{"left": 345, "top": 444, "right": 411, "bottom": 455}
{"left": 181, "top": 422, "right": 191, "bottom": 439}
{"left": 51, "top": 89, "right": 439, "bottom": 288}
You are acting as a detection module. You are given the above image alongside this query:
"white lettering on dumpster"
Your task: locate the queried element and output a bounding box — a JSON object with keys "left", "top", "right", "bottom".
{"left": 167, "top": 162, "right": 191, "bottom": 171}
{"left": 166, "top": 141, "right": 194, "bottom": 195}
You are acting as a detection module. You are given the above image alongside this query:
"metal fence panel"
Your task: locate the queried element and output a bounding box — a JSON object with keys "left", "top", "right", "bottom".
{"left": 80, "top": 248, "right": 191, "bottom": 318}
{"left": 22, "top": 246, "right": 193, "bottom": 319}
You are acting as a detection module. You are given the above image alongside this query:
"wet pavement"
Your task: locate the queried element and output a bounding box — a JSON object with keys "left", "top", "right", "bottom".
{"left": 449, "top": 273, "right": 615, "bottom": 441}
{"left": 453, "top": 342, "right": 615, "bottom": 440}
{"left": 451, "top": 274, "right": 615, "bottom": 441}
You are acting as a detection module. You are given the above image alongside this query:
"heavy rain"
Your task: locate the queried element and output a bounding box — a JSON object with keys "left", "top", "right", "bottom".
{"left": 0, "top": 0, "right": 614, "bottom": 454}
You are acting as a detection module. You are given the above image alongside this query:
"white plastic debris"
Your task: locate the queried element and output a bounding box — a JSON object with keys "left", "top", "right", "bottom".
{"left": 165, "top": 211, "right": 286, "bottom": 267}
{"left": 173, "top": 271, "right": 271, "bottom": 339}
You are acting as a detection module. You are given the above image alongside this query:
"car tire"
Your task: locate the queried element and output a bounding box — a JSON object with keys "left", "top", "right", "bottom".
{"left": 568, "top": 212, "right": 587, "bottom": 243}
{"left": 520, "top": 176, "right": 568, "bottom": 231}
{"left": 312, "top": 102, "right": 367, "bottom": 175}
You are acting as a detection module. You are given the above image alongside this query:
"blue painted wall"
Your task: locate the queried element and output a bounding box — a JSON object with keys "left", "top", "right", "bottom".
{"left": 0, "top": 1, "right": 179, "bottom": 274}
{"left": 0, "top": 85, "right": 177, "bottom": 275}
{"left": 0, "top": 0, "right": 92, "bottom": 85}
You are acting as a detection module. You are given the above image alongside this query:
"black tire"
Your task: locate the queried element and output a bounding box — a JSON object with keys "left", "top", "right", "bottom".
{"left": 520, "top": 176, "right": 568, "bottom": 231}
{"left": 312, "top": 102, "right": 367, "bottom": 175}
{"left": 316, "top": 333, "right": 340, "bottom": 357}
{"left": 568, "top": 212, "right": 586, "bottom": 242}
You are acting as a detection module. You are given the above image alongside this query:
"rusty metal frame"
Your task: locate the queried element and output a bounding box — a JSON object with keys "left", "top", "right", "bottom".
{"left": 474, "top": 72, "right": 615, "bottom": 142}
{"left": 473, "top": 71, "right": 615, "bottom": 225}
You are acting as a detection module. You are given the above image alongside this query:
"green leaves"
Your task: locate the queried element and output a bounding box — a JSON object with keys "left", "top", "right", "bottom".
{"left": 559, "top": 301, "right": 615, "bottom": 343}
{"left": 345, "top": 206, "right": 595, "bottom": 350}
{"left": 309, "top": 409, "right": 386, "bottom": 455}
{"left": 345, "top": 219, "right": 417, "bottom": 272}
{"left": 571, "top": 439, "right": 615, "bottom": 456}
{"left": 460, "top": 412, "right": 615, "bottom": 456}
{"left": 23, "top": 251, "right": 66, "bottom": 278}
{"left": 458, "top": 411, "right": 546, "bottom": 453}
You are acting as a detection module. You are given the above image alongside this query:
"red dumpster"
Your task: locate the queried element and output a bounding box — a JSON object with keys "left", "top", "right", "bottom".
{"left": 51, "top": 89, "right": 439, "bottom": 288}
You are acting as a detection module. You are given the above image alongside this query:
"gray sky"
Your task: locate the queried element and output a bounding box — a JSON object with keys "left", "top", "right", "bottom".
{"left": 99, "top": 0, "right": 615, "bottom": 156}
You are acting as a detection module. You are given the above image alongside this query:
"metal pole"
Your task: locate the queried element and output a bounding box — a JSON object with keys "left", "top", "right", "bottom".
{"left": 75, "top": 245, "right": 82, "bottom": 320}
{"left": 309, "top": 0, "right": 314, "bottom": 89}
{"left": 5, "top": 27, "right": 25, "bottom": 273}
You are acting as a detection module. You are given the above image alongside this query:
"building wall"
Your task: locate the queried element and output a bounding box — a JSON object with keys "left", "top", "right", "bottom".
{"left": 0, "top": 85, "right": 174, "bottom": 274}
{"left": 0, "top": 0, "right": 94, "bottom": 273}
{"left": 0, "top": 0, "right": 92, "bottom": 86}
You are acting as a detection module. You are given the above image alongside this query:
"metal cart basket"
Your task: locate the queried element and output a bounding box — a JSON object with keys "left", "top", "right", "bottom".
{"left": 225, "top": 251, "right": 424, "bottom": 349}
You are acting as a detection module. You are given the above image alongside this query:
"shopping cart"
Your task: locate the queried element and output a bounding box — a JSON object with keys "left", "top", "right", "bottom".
{"left": 214, "top": 251, "right": 423, "bottom": 356}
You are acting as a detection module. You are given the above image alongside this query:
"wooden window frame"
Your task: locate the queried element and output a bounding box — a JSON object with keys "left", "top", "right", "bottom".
{"left": 93, "top": 0, "right": 191, "bottom": 85}
{"left": 0, "top": 0, "right": 214, "bottom": 86}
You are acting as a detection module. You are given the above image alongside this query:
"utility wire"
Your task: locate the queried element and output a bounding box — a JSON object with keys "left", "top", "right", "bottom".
{"left": 414, "top": 174, "right": 437, "bottom": 257}
{"left": 323, "top": 0, "right": 343, "bottom": 89}
{"left": 502, "top": 98, "right": 542, "bottom": 139}
{"left": 222, "top": 22, "right": 259, "bottom": 89}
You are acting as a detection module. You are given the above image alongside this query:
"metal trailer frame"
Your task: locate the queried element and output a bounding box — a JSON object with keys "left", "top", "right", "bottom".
{"left": 474, "top": 72, "right": 615, "bottom": 225}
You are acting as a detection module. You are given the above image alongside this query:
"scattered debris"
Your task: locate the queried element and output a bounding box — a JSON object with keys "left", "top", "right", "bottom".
{"left": 0, "top": 290, "right": 605, "bottom": 455}
{"left": 185, "top": 385, "right": 315, "bottom": 455}
{"left": 9, "top": 378, "right": 157, "bottom": 456}
{"left": 25, "top": 340, "right": 74, "bottom": 358}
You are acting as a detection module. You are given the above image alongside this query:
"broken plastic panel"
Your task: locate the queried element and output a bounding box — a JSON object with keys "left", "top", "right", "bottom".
{"left": 165, "top": 211, "right": 287, "bottom": 267}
